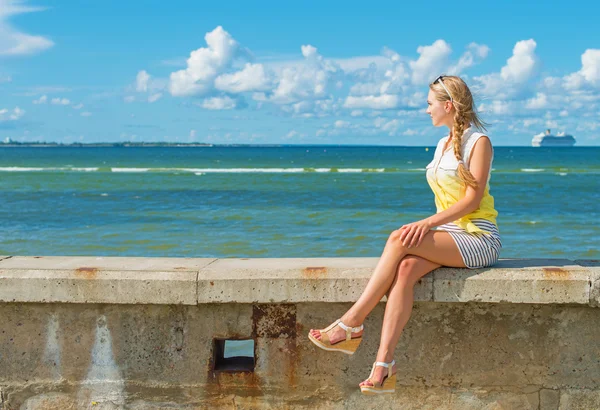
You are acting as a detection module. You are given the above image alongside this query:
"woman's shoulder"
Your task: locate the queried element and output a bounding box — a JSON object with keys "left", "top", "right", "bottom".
{"left": 465, "top": 129, "right": 492, "bottom": 147}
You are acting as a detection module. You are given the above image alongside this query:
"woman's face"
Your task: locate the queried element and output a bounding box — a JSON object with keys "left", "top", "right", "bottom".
{"left": 426, "top": 89, "right": 451, "bottom": 127}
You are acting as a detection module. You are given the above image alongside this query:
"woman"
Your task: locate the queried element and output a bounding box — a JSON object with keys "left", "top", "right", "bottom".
{"left": 308, "top": 75, "right": 501, "bottom": 395}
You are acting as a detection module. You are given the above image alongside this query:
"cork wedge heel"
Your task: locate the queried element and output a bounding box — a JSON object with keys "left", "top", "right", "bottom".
{"left": 307, "top": 319, "right": 363, "bottom": 355}
{"left": 359, "top": 360, "right": 396, "bottom": 395}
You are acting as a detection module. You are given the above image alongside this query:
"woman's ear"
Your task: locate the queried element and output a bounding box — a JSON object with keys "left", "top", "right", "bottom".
{"left": 445, "top": 101, "right": 453, "bottom": 113}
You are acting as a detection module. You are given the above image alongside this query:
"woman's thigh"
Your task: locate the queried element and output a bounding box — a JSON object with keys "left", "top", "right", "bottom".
{"left": 389, "top": 255, "right": 441, "bottom": 293}
{"left": 393, "top": 230, "right": 466, "bottom": 268}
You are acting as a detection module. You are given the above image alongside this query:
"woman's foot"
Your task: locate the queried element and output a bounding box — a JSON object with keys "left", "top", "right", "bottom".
{"left": 309, "top": 319, "right": 363, "bottom": 345}
{"left": 359, "top": 361, "right": 397, "bottom": 387}
{"left": 308, "top": 318, "right": 364, "bottom": 355}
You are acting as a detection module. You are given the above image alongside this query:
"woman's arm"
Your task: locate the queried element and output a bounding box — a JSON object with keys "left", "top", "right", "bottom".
{"left": 399, "top": 136, "right": 493, "bottom": 248}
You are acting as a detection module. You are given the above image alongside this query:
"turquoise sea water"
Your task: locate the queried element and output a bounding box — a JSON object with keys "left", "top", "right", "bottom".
{"left": 0, "top": 146, "right": 598, "bottom": 260}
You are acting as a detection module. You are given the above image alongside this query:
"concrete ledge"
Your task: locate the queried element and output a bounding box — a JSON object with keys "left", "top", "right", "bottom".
{"left": 197, "top": 257, "right": 432, "bottom": 303}
{"left": 0, "top": 256, "right": 215, "bottom": 305}
{"left": 434, "top": 259, "right": 592, "bottom": 305}
{"left": 0, "top": 256, "right": 598, "bottom": 305}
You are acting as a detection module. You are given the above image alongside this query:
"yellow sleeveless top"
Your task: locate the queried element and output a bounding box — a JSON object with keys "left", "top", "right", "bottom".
{"left": 425, "top": 127, "right": 498, "bottom": 234}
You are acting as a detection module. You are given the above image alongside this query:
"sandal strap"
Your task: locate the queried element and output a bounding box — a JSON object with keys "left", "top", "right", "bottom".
{"left": 374, "top": 360, "right": 395, "bottom": 379}
{"left": 321, "top": 319, "right": 341, "bottom": 333}
{"left": 337, "top": 320, "right": 364, "bottom": 341}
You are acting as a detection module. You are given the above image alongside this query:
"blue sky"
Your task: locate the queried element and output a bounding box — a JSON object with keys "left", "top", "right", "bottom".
{"left": 0, "top": 0, "right": 599, "bottom": 146}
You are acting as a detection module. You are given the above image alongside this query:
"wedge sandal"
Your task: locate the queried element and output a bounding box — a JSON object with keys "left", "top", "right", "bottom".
{"left": 359, "top": 360, "right": 396, "bottom": 395}
{"left": 307, "top": 319, "right": 363, "bottom": 355}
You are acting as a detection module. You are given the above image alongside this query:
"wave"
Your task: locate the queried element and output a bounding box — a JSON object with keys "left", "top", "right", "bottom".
{"left": 0, "top": 166, "right": 596, "bottom": 174}
{"left": 111, "top": 168, "right": 150, "bottom": 172}
{"left": 0, "top": 167, "right": 98, "bottom": 172}
{"left": 0, "top": 166, "right": 398, "bottom": 173}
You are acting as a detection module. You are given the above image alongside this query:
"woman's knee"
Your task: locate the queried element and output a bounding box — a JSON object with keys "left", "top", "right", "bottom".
{"left": 386, "top": 229, "right": 406, "bottom": 249}
{"left": 396, "top": 256, "right": 420, "bottom": 280}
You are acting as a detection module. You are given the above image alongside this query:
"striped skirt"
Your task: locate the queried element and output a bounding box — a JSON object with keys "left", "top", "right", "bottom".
{"left": 436, "top": 219, "right": 502, "bottom": 269}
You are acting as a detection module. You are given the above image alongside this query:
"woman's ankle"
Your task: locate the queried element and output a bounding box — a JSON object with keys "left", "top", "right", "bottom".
{"left": 375, "top": 349, "right": 394, "bottom": 363}
{"left": 340, "top": 312, "right": 362, "bottom": 328}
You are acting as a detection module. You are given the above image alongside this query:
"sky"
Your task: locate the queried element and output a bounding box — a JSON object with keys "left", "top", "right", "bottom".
{"left": 0, "top": 0, "right": 599, "bottom": 146}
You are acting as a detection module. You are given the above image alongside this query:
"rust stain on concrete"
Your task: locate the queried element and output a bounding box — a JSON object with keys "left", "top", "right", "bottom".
{"left": 75, "top": 267, "right": 98, "bottom": 279}
{"left": 284, "top": 337, "right": 299, "bottom": 387}
{"left": 302, "top": 266, "right": 327, "bottom": 279}
{"left": 543, "top": 267, "right": 570, "bottom": 279}
{"left": 252, "top": 304, "right": 297, "bottom": 339}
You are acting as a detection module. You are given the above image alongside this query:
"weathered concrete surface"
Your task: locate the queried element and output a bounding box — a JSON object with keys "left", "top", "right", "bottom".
{"left": 0, "top": 256, "right": 215, "bottom": 305}
{"left": 0, "top": 256, "right": 597, "bottom": 306}
{"left": 197, "top": 257, "right": 433, "bottom": 303}
{"left": 0, "top": 256, "right": 599, "bottom": 409}
{"left": 1, "top": 301, "right": 600, "bottom": 408}
{"left": 434, "top": 259, "right": 592, "bottom": 305}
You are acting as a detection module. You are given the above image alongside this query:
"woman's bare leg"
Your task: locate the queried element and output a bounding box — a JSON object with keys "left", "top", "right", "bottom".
{"left": 309, "top": 230, "right": 464, "bottom": 344}
{"left": 359, "top": 255, "right": 440, "bottom": 387}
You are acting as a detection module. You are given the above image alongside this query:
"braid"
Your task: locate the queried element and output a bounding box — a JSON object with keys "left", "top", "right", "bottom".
{"left": 452, "top": 109, "right": 478, "bottom": 189}
{"left": 430, "top": 75, "right": 488, "bottom": 190}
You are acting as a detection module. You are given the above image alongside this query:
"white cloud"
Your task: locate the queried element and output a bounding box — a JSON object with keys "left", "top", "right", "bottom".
{"left": 344, "top": 94, "right": 399, "bottom": 110}
{"left": 410, "top": 40, "right": 452, "bottom": 85}
{"left": 80, "top": 111, "right": 92, "bottom": 117}
{"left": 474, "top": 39, "right": 538, "bottom": 98}
{"left": 0, "top": 1, "right": 53, "bottom": 56}
{"left": 190, "top": 129, "right": 196, "bottom": 138}
{"left": 169, "top": 26, "right": 242, "bottom": 97}
{"left": 215, "top": 63, "right": 271, "bottom": 93}
{"left": 201, "top": 96, "right": 237, "bottom": 110}
{"left": 542, "top": 76, "right": 561, "bottom": 89}
{"left": 72, "top": 103, "right": 84, "bottom": 110}
{"left": 563, "top": 49, "right": 600, "bottom": 90}
{"left": 264, "top": 45, "right": 341, "bottom": 105}
{"left": 501, "top": 39, "right": 538, "bottom": 83}
{"left": 350, "top": 110, "right": 363, "bottom": 117}
{"left": 525, "top": 92, "right": 548, "bottom": 109}
{"left": 32, "top": 94, "right": 47, "bottom": 104}
{"left": 334, "top": 120, "right": 350, "bottom": 128}
{"left": 0, "top": 106, "right": 25, "bottom": 121}
{"left": 148, "top": 93, "right": 162, "bottom": 103}
{"left": 124, "top": 96, "right": 135, "bottom": 103}
{"left": 350, "top": 81, "right": 385, "bottom": 97}
{"left": 374, "top": 117, "right": 401, "bottom": 134}
{"left": 449, "top": 42, "right": 490, "bottom": 74}
{"left": 402, "top": 128, "right": 420, "bottom": 136}
{"left": 579, "top": 49, "right": 600, "bottom": 85}
{"left": 333, "top": 55, "right": 392, "bottom": 73}
{"left": 284, "top": 130, "right": 307, "bottom": 140}
{"left": 0, "top": 74, "right": 11, "bottom": 83}
{"left": 136, "top": 70, "right": 150, "bottom": 92}
{"left": 523, "top": 118, "right": 542, "bottom": 128}
{"left": 51, "top": 97, "right": 70, "bottom": 105}
{"left": 478, "top": 100, "right": 512, "bottom": 115}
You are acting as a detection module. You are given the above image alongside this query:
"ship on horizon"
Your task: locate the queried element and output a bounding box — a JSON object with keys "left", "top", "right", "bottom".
{"left": 532, "top": 129, "right": 576, "bottom": 147}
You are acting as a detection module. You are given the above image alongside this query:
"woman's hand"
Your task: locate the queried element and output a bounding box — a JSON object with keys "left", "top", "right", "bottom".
{"left": 399, "top": 218, "right": 433, "bottom": 248}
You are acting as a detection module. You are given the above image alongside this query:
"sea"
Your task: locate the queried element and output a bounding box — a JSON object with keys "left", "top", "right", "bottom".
{"left": 0, "top": 146, "right": 598, "bottom": 260}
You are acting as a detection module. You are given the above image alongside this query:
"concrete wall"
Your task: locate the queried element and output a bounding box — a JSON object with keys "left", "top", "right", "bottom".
{"left": 0, "top": 256, "right": 599, "bottom": 409}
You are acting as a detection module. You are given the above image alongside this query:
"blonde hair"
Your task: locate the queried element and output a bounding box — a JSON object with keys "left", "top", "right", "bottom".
{"left": 429, "top": 75, "right": 488, "bottom": 189}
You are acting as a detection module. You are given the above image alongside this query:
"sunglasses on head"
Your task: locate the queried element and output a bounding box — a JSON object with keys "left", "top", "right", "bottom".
{"left": 432, "top": 75, "right": 453, "bottom": 102}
